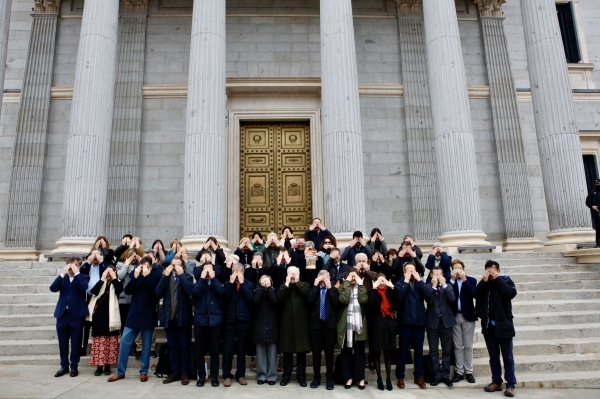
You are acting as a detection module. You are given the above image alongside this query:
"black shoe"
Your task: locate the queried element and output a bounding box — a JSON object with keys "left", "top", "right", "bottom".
{"left": 54, "top": 368, "right": 68, "bottom": 377}
{"left": 211, "top": 378, "right": 219, "bottom": 387}
{"left": 298, "top": 378, "right": 307, "bottom": 387}
{"left": 466, "top": 374, "right": 476, "bottom": 383}
{"left": 257, "top": 380, "right": 266, "bottom": 385}
{"left": 268, "top": 381, "right": 276, "bottom": 386}
{"left": 135, "top": 351, "right": 141, "bottom": 360}
{"left": 345, "top": 383, "right": 352, "bottom": 389}
{"left": 310, "top": 378, "right": 320, "bottom": 388}
{"left": 377, "top": 378, "right": 384, "bottom": 391}
{"left": 358, "top": 382, "right": 365, "bottom": 390}
{"left": 70, "top": 369, "right": 79, "bottom": 377}
{"left": 430, "top": 378, "right": 440, "bottom": 386}
{"left": 441, "top": 377, "right": 453, "bottom": 387}
{"left": 104, "top": 365, "right": 111, "bottom": 376}
{"left": 368, "top": 362, "right": 375, "bottom": 371}
{"left": 150, "top": 350, "right": 158, "bottom": 358}
{"left": 386, "top": 378, "right": 393, "bottom": 391}
{"left": 326, "top": 379, "right": 334, "bottom": 390}
{"left": 452, "top": 374, "right": 463, "bottom": 383}
{"left": 280, "top": 378, "right": 290, "bottom": 386}
{"left": 94, "top": 366, "right": 103, "bottom": 376}
{"left": 196, "top": 380, "right": 205, "bottom": 387}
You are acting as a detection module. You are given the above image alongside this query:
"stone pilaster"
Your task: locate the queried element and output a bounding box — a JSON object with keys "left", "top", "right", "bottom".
{"left": 105, "top": 2, "right": 148, "bottom": 244}
{"left": 521, "top": 0, "right": 594, "bottom": 249}
{"left": 181, "top": 0, "right": 228, "bottom": 251}
{"left": 2, "top": 10, "right": 58, "bottom": 260}
{"left": 54, "top": 0, "right": 120, "bottom": 253}
{"left": 395, "top": 0, "right": 442, "bottom": 242}
{"left": 422, "top": 0, "right": 490, "bottom": 248}
{"left": 0, "top": 0, "right": 12, "bottom": 113}
{"left": 475, "top": 0, "right": 541, "bottom": 251}
{"left": 320, "top": 0, "right": 366, "bottom": 241}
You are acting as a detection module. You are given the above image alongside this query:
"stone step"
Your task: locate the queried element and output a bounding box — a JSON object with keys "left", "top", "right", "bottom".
{"left": 458, "top": 252, "right": 566, "bottom": 260}
{"left": 0, "top": 293, "right": 58, "bottom": 304}
{"left": 0, "top": 314, "right": 56, "bottom": 327}
{"left": 2, "top": 268, "right": 61, "bottom": 277}
{"left": 512, "top": 299, "right": 600, "bottom": 313}
{"left": 0, "top": 262, "right": 37, "bottom": 270}
{"left": 500, "top": 271, "right": 600, "bottom": 283}
{"left": 460, "top": 258, "right": 579, "bottom": 266}
{"left": 475, "top": 323, "right": 600, "bottom": 342}
{"left": 514, "top": 280, "right": 597, "bottom": 292}
{"left": 0, "top": 303, "right": 56, "bottom": 315}
{"left": 512, "top": 310, "right": 600, "bottom": 326}
{"left": 515, "top": 289, "right": 600, "bottom": 301}
{"left": 465, "top": 264, "right": 594, "bottom": 274}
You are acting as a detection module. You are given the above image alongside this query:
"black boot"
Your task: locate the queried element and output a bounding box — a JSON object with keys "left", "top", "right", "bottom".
{"left": 104, "top": 365, "right": 111, "bottom": 376}
{"left": 94, "top": 366, "right": 103, "bottom": 376}
{"left": 377, "top": 377, "right": 384, "bottom": 391}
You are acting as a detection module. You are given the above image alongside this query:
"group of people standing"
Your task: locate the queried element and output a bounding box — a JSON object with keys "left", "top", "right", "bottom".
{"left": 50, "top": 218, "right": 518, "bottom": 397}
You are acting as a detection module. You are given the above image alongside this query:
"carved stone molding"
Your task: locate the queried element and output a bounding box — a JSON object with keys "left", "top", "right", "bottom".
{"left": 474, "top": 0, "right": 506, "bottom": 17}
{"left": 394, "top": 0, "right": 422, "bottom": 15}
{"left": 34, "top": 0, "right": 61, "bottom": 13}
{"left": 122, "top": 0, "right": 148, "bottom": 14}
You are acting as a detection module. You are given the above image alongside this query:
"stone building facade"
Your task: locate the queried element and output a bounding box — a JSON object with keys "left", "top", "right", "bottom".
{"left": 0, "top": 0, "right": 599, "bottom": 259}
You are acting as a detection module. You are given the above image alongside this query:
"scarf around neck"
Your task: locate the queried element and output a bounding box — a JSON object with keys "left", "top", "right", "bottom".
{"left": 377, "top": 286, "right": 394, "bottom": 318}
{"left": 346, "top": 284, "right": 363, "bottom": 348}
{"left": 87, "top": 279, "right": 121, "bottom": 332}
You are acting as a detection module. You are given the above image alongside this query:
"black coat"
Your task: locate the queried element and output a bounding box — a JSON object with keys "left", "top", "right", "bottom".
{"left": 473, "top": 276, "right": 517, "bottom": 338}
{"left": 155, "top": 272, "right": 194, "bottom": 328}
{"left": 234, "top": 248, "right": 256, "bottom": 266}
{"left": 90, "top": 279, "right": 124, "bottom": 337}
{"left": 323, "top": 258, "right": 350, "bottom": 284}
{"left": 196, "top": 248, "right": 227, "bottom": 282}
{"left": 260, "top": 245, "right": 284, "bottom": 268}
{"left": 304, "top": 228, "right": 334, "bottom": 250}
{"left": 124, "top": 265, "right": 162, "bottom": 330}
{"left": 586, "top": 191, "right": 600, "bottom": 226}
{"left": 243, "top": 266, "right": 270, "bottom": 287}
{"left": 395, "top": 280, "right": 432, "bottom": 327}
{"left": 307, "top": 285, "right": 339, "bottom": 330}
{"left": 289, "top": 250, "right": 324, "bottom": 283}
{"left": 384, "top": 256, "right": 425, "bottom": 283}
{"left": 223, "top": 280, "right": 255, "bottom": 326}
{"left": 253, "top": 286, "right": 279, "bottom": 343}
{"left": 367, "top": 288, "right": 397, "bottom": 351}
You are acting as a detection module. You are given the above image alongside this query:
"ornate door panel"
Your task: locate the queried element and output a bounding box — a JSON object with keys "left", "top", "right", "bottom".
{"left": 240, "top": 123, "right": 312, "bottom": 239}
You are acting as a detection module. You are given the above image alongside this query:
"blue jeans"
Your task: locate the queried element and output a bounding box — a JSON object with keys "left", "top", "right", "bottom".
{"left": 484, "top": 325, "right": 516, "bottom": 388}
{"left": 396, "top": 324, "right": 425, "bottom": 379}
{"left": 165, "top": 323, "right": 192, "bottom": 376}
{"left": 116, "top": 327, "right": 154, "bottom": 376}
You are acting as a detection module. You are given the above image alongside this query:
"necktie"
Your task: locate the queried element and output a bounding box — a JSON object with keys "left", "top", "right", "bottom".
{"left": 437, "top": 286, "right": 441, "bottom": 301}
{"left": 320, "top": 287, "right": 327, "bottom": 321}
{"left": 174, "top": 274, "right": 179, "bottom": 284}
{"left": 237, "top": 282, "right": 241, "bottom": 291}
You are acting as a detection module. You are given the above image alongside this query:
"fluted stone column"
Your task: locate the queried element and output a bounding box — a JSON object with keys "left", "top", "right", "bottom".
{"left": 521, "top": 0, "right": 593, "bottom": 248}
{"left": 475, "top": 0, "right": 541, "bottom": 251}
{"left": 320, "top": 0, "right": 366, "bottom": 243}
{"left": 181, "top": 0, "right": 228, "bottom": 251}
{"left": 53, "top": 0, "right": 120, "bottom": 253}
{"left": 0, "top": 0, "right": 11, "bottom": 114}
{"left": 422, "top": 0, "right": 490, "bottom": 248}
{"left": 105, "top": 1, "right": 148, "bottom": 243}
{"left": 2, "top": 4, "right": 59, "bottom": 260}
{"left": 395, "top": 0, "right": 442, "bottom": 242}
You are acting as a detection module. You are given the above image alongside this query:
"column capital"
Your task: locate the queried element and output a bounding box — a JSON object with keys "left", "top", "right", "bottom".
{"left": 474, "top": 0, "right": 506, "bottom": 17}
{"left": 34, "top": 0, "right": 61, "bottom": 14}
{"left": 122, "top": 0, "right": 148, "bottom": 14}
{"left": 394, "top": 0, "right": 422, "bottom": 15}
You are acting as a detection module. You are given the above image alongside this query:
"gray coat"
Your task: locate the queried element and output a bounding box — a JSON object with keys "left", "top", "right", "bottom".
{"left": 425, "top": 283, "right": 456, "bottom": 329}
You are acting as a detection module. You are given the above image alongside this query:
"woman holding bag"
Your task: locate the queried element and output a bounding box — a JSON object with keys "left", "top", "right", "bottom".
{"left": 87, "top": 267, "right": 123, "bottom": 376}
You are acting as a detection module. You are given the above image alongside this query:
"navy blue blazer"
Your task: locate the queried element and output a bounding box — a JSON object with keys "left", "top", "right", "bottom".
{"left": 223, "top": 280, "right": 255, "bottom": 324}
{"left": 425, "top": 252, "right": 453, "bottom": 283}
{"left": 50, "top": 273, "right": 90, "bottom": 319}
{"left": 124, "top": 264, "right": 162, "bottom": 330}
{"left": 80, "top": 261, "right": 110, "bottom": 277}
{"left": 191, "top": 278, "right": 225, "bottom": 327}
{"left": 155, "top": 272, "right": 194, "bottom": 328}
{"left": 395, "top": 280, "right": 432, "bottom": 327}
{"left": 450, "top": 276, "right": 478, "bottom": 322}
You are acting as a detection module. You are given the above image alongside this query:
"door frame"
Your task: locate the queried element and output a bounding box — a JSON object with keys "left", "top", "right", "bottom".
{"left": 226, "top": 109, "right": 325, "bottom": 247}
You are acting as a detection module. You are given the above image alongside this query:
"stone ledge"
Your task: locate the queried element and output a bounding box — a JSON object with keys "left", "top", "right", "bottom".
{"left": 564, "top": 248, "right": 600, "bottom": 264}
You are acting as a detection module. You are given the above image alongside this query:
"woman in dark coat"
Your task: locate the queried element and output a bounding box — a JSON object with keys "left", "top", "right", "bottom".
{"left": 368, "top": 274, "right": 397, "bottom": 391}
{"left": 253, "top": 275, "right": 279, "bottom": 385}
{"left": 88, "top": 267, "right": 123, "bottom": 376}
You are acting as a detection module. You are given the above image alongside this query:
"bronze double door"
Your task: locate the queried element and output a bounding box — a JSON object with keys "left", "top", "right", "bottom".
{"left": 240, "top": 123, "right": 313, "bottom": 239}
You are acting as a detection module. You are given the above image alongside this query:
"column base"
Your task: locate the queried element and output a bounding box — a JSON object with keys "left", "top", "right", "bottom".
{"left": 535, "top": 229, "right": 595, "bottom": 252}
{"left": 439, "top": 232, "right": 494, "bottom": 254}
{"left": 503, "top": 237, "right": 543, "bottom": 252}
{"left": 180, "top": 235, "right": 230, "bottom": 254}
{"left": 563, "top": 248, "right": 600, "bottom": 263}
{"left": 52, "top": 237, "right": 96, "bottom": 254}
{"left": 0, "top": 249, "right": 40, "bottom": 261}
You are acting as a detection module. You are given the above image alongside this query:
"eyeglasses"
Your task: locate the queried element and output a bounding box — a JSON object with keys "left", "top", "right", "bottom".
{"left": 323, "top": 241, "right": 332, "bottom": 244}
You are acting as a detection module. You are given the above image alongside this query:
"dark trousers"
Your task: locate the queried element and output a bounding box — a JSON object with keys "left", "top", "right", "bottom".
{"left": 56, "top": 311, "right": 85, "bottom": 370}
{"left": 282, "top": 352, "right": 307, "bottom": 381}
{"left": 309, "top": 324, "right": 336, "bottom": 380}
{"left": 427, "top": 322, "right": 454, "bottom": 380}
{"left": 119, "top": 304, "right": 130, "bottom": 336}
{"left": 165, "top": 323, "right": 192, "bottom": 376}
{"left": 222, "top": 326, "right": 250, "bottom": 379}
{"left": 484, "top": 325, "right": 517, "bottom": 388}
{"left": 337, "top": 338, "right": 366, "bottom": 382}
{"left": 397, "top": 324, "right": 425, "bottom": 379}
{"left": 81, "top": 320, "right": 92, "bottom": 353}
{"left": 194, "top": 326, "right": 220, "bottom": 379}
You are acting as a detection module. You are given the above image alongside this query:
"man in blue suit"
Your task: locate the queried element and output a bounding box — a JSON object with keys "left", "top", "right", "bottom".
{"left": 50, "top": 257, "right": 89, "bottom": 377}
{"left": 449, "top": 260, "right": 477, "bottom": 384}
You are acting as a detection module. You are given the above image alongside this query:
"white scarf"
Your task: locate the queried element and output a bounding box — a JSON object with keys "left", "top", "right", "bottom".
{"left": 87, "top": 279, "right": 121, "bottom": 332}
{"left": 346, "top": 284, "right": 363, "bottom": 348}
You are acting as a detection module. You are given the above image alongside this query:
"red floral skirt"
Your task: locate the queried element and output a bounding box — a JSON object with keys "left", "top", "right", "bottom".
{"left": 89, "top": 335, "right": 119, "bottom": 366}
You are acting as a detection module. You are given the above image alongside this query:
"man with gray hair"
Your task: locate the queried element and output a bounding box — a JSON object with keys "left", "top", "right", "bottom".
{"left": 222, "top": 262, "right": 255, "bottom": 387}
{"left": 260, "top": 232, "right": 284, "bottom": 268}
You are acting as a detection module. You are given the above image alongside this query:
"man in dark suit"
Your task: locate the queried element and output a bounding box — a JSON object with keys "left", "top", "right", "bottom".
{"left": 50, "top": 257, "right": 90, "bottom": 377}
{"left": 425, "top": 266, "right": 456, "bottom": 387}
{"left": 304, "top": 218, "right": 334, "bottom": 250}
{"left": 394, "top": 262, "right": 431, "bottom": 389}
{"left": 585, "top": 178, "right": 600, "bottom": 247}
{"left": 341, "top": 231, "right": 372, "bottom": 267}
{"left": 473, "top": 260, "right": 517, "bottom": 398}
{"left": 425, "top": 243, "right": 452, "bottom": 283}
{"left": 324, "top": 248, "right": 349, "bottom": 284}
{"left": 449, "top": 259, "right": 477, "bottom": 384}
{"left": 307, "top": 270, "right": 339, "bottom": 390}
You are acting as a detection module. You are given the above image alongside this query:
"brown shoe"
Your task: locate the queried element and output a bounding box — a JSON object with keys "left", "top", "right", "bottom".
{"left": 181, "top": 374, "right": 189, "bottom": 385}
{"left": 107, "top": 374, "right": 125, "bottom": 382}
{"left": 224, "top": 378, "right": 232, "bottom": 387}
{"left": 397, "top": 379, "right": 405, "bottom": 388}
{"left": 485, "top": 383, "right": 503, "bottom": 392}
{"left": 414, "top": 378, "right": 426, "bottom": 388}
{"left": 504, "top": 388, "right": 515, "bottom": 397}
{"left": 238, "top": 377, "right": 248, "bottom": 385}
{"left": 163, "top": 374, "right": 181, "bottom": 384}
{"left": 140, "top": 374, "right": 148, "bottom": 382}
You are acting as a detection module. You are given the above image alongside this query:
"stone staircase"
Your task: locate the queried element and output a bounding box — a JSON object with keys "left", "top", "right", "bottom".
{"left": 0, "top": 252, "right": 599, "bottom": 388}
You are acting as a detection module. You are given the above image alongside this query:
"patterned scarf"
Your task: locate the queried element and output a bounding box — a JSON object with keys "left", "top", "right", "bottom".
{"left": 346, "top": 284, "right": 363, "bottom": 348}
